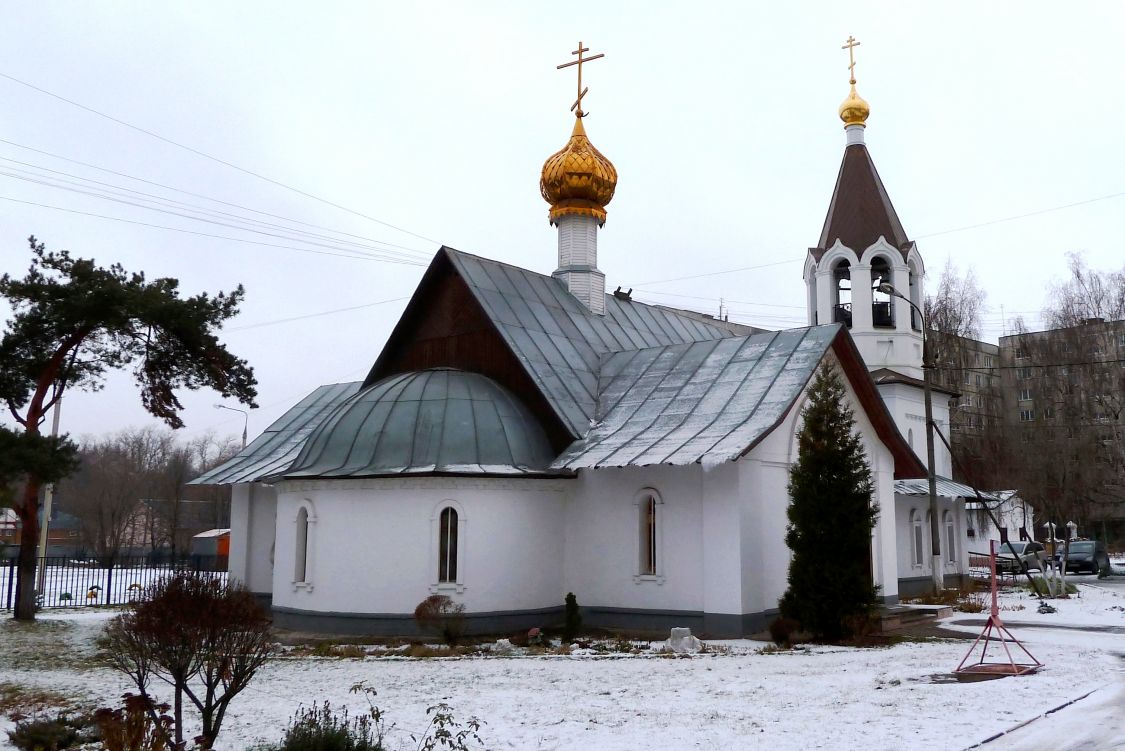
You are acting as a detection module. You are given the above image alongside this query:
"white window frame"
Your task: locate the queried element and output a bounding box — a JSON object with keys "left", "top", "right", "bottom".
{"left": 292, "top": 499, "right": 316, "bottom": 592}
{"left": 943, "top": 511, "right": 957, "bottom": 565}
{"left": 1018, "top": 388, "right": 1032, "bottom": 402}
{"left": 430, "top": 500, "right": 467, "bottom": 593}
{"left": 633, "top": 488, "right": 665, "bottom": 584}
{"left": 1019, "top": 409, "right": 1035, "bottom": 422}
{"left": 910, "top": 509, "right": 924, "bottom": 568}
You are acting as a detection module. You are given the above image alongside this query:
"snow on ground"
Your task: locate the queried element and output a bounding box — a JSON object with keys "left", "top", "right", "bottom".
{"left": 1, "top": 583, "right": 1123, "bottom": 750}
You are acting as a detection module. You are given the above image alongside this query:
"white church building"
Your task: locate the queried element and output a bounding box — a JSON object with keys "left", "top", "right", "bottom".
{"left": 195, "top": 59, "right": 985, "bottom": 636}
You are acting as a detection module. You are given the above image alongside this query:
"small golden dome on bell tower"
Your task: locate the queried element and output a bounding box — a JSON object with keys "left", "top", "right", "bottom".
{"left": 839, "top": 83, "right": 870, "bottom": 127}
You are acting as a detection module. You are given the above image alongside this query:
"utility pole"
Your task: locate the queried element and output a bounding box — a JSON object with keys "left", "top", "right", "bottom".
{"left": 878, "top": 283, "right": 943, "bottom": 593}
{"left": 34, "top": 399, "right": 62, "bottom": 597}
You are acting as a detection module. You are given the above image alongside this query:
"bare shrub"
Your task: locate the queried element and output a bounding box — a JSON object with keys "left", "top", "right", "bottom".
{"left": 99, "top": 573, "right": 274, "bottom": 749}
{"left": 93, "top": 693, "right": 176, "bottom": 751}
{"left": 767, "top": 616, "right": 800, "bottom": 647}
{"left": 413, "top": 595, "right": 466, "bottom": 645}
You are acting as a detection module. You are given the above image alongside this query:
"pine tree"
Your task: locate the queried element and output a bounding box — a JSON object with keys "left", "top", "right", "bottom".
{"left": 780, "top": 364, "right": 879, "bottom": 641}
{"left": 0, "top": 237, "right": 257, "bottom": 620}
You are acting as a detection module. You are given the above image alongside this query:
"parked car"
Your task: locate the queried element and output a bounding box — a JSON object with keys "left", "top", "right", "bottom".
{"left": 1054, "top": 540, "right": 1110, "bottom": 575}
{"left": 994, "top": 541, "right": 1046, "bottom": 574}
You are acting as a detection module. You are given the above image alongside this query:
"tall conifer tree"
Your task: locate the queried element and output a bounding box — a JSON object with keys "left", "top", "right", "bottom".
{"left": 780, "top": 364, "right": 879, "bottom": 641}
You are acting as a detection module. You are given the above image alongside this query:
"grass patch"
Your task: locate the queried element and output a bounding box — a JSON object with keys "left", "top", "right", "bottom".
{"left": 1017, "top": 576, "right": 1077, "bottom": 596}
{"left": 405, "top": 643, "right": 465, "bottom": 658}
{"left": 309, "top": 642, "right": 368, "bottom": 659}
{"left": 904, "top": 586, "right": 988, "bottom": 613}
{"left": 0, "top": 681, "right": 81, "bottom": 718}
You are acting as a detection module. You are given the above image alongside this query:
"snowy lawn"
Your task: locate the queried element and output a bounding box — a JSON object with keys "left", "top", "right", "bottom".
{"left": 0, "top": 583, "right": 1122, "bottom": 750}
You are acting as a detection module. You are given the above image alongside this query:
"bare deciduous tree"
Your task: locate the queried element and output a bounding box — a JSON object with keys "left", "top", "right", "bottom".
{"left": 59, "top": 428, "right": 240, "bottom": 563}
{"left": 1044, "top": 252, "right": 1125, "bottom": 328}
{"left": 926, "top": 259, "right": 987, "bottom": 366}
{"left": 982, "top": 254, "right": 1124, "bottom": 542}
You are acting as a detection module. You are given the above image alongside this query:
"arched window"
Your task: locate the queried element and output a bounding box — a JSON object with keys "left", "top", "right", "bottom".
{"left": 907, "top": 428, "right": 914, "bottom": 450}
{"left": 294, "top": 506, "right": 309, "bottom": 583}
{"left": 833, "top": 260, "right": 852, "bottom": 327}
{"left": 911, "top": 510, "right": 924, "bottom": 567}
{"left": 870, "top": 256, "right": 894, "bottom": 328}
{"left": 944, "top": 511, "right": 956, "bottom": 564}
{"left": 438, "top": 506, "right": 458, "bottom": 583}
{"left": 640, "top": 494, "right": 657, "bottom": 576}
{"left": 908, "top": 259, "right": 923, "bottom": 331}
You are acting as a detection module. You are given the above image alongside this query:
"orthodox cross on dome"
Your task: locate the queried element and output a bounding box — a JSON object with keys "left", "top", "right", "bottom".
{"left": 556, "top": 41, "right": 604, "bottom": 118}
{"left": 842, "top": 35, "right": 861, "bottom": 85}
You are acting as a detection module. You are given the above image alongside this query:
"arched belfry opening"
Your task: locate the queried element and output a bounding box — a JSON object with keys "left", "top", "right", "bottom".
{"left": 908, "top": 258, "right": 923, "bottom": 331}
{"left": 870, "top": 256, "right": 894, "bottom": 328}
{"left": 833, "top": 260, "right": 852, "bottom": 328}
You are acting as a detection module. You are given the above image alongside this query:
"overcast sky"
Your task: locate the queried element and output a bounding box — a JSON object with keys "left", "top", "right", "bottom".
{"left": 1, "top": 2, "right": 1123, "bottom": 446}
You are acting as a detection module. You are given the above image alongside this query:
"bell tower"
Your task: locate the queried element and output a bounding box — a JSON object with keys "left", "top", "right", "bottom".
{"left": 804, "top": 36, "right": 926, "bottom": 380}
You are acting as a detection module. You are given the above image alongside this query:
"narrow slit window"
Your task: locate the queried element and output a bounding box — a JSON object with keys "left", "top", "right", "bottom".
{"left": 944, "top": 512, "right": 956, "bottom": 564}
{"left": 438, "top": 507, "right": 458, "bottom": 583}
{"left": 640, "top": 495, "right": 657, "bottom": 575}
{"left": 911, "top": 510, "right": 923, "bottom": 567}
{"left": 295, "top": 507, "right": 309, "bottom": 583}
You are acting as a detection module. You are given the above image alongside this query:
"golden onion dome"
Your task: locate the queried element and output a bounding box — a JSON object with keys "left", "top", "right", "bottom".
{"left": 839, "top": 83, "right": 870, "bottom": 127}
{"left": 540, "top": 116, "right": 617, "bottom": 225}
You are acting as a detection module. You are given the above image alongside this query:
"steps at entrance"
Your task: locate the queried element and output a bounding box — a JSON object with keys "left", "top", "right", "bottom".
{"left": 878, "top": 604, "right": 952, "bottom": 632}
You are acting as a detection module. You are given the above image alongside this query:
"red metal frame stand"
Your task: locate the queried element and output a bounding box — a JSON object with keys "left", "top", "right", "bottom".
{"left": 955, "top": 541, "right": 1043, "bottom": 676}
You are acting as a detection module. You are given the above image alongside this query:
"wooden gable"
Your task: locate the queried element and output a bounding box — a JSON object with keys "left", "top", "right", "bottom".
{"left": 364, "top": 250, "right": 575, "bottom": 453}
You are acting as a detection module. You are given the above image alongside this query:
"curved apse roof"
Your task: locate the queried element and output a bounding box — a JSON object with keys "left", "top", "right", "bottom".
{"left": 285, "top": 369, "right": 561, "bottom": 479}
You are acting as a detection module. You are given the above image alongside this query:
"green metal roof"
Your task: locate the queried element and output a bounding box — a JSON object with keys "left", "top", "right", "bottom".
{"left": 285, "top": 369, "right": 560, "bottom": 478}
{"left": 434, "top": 248, "right": 756, "bottom": 438}
{"left": 553, "top": 326, "right": 841, "bottom": 469}
{"left": 190, "top": 382, "right": 361, "bottom": 485}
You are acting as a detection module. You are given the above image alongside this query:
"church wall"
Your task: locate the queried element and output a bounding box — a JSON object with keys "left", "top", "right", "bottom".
{"left": 876, "top": 382, "right": 953, "bottom": 478}
{"left": 269, "top": 477, "right": 568, "bottom": 635}
{"left": 744, "top": 354, "right": 900, "bottom": 621}
{"left": 230, "top": 483, "right": 277, "bottom": 599}
{"left": 563, "top": 464, "right": 708, "bottom": 631}
{"left": 228, "top": 484, "right": 250, "bottom": 587}
{"left": 894, "top": 493, "right": 970, "bottom": 597}
{"left": 825, "top": 350, "right": 901, "bottom": 605}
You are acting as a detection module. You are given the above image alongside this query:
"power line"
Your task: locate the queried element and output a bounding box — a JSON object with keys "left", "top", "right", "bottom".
{"left": 0, "top": 168, "right": 427, "bottom": 264}
{"left": 0, "top": 194, "right": 428, "bottom": 265}
{"left": 631, "top": 287, "right": 806, "bottom": 310}
{"left": 226, "top": 297, "right": 410, "bottom": 332}
{"left": 0, "top": 71, "right": 442, "bottom": 246}
{"left": 626, "top": 259, "right": 798, "bottom": 287}
{"left": 934, "top": 357, "right": 1125, "bottom": 374}
{"left": 624, "top": 187, "right": 1125, "bottom": 289}
{"left": 0, "top": 138, "right": 435, "bottom": 258}
{"left": 915, "top": 190, "right": 1125, "bottom": 240}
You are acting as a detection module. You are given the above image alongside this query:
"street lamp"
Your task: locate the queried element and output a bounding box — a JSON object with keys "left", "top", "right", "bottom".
{"left": 213, "top": 404, "right": 249, "bottom": 449}
{"left": 876, "top": 282, "right": 943, "bottom": 593}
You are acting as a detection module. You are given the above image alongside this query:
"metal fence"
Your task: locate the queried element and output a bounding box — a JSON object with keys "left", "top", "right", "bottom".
{"left": 1, "top": 555, "right": 228, "bottom": 610}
